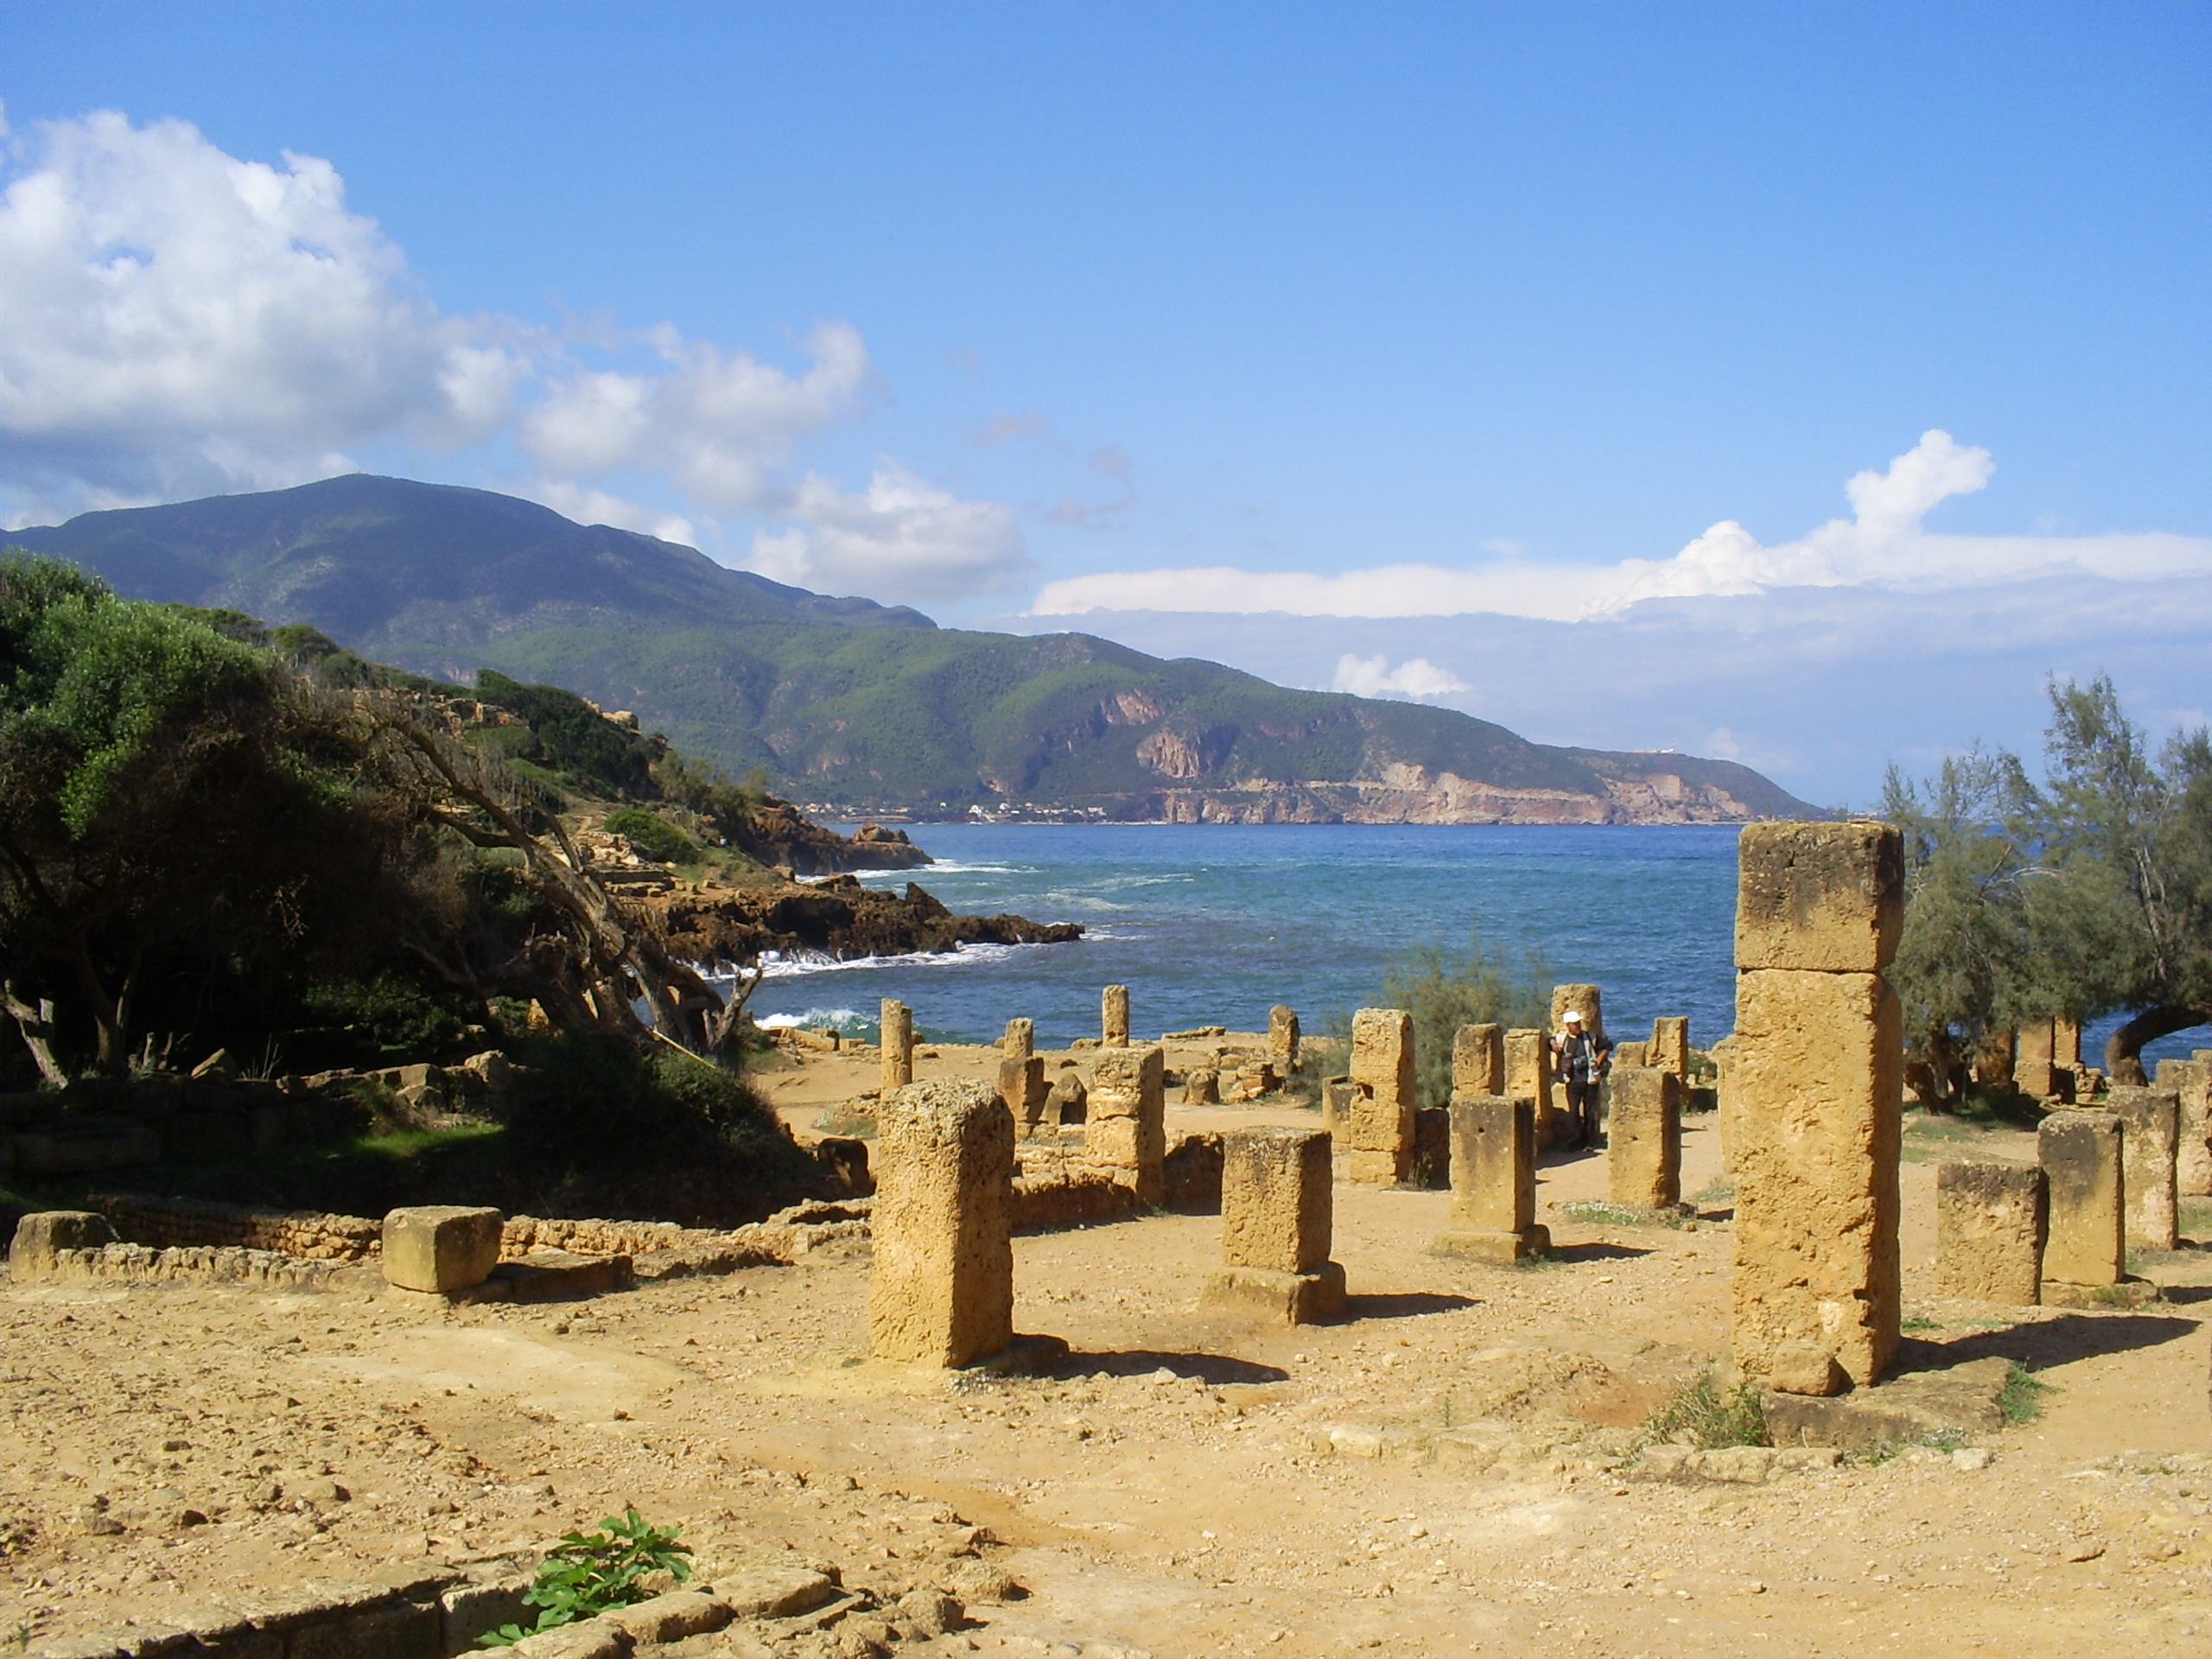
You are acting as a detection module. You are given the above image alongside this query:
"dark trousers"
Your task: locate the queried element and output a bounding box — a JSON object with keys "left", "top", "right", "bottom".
{"left": 1565, "top": 1074, "right": 1601, "bottom": 1146}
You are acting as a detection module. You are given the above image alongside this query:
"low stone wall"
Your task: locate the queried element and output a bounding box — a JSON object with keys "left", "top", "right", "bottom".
{"left": 20, "top": 1241, "right": 365, "bottom": 1292}
{"left": 88, "top": 1192, "right": 383, "bottom": 1260}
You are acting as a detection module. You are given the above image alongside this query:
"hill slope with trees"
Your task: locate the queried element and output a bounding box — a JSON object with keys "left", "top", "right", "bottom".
{"left": 13, "top": 475, "right": 1822, "bottom": 823}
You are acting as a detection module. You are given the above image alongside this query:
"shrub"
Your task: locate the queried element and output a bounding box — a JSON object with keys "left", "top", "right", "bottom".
{"left": 1638, "top": 1368, "right": 1767, "bottom": 1452}
{"left": 602, "top": 806, "right": 695, "bottom": 864}
{"left": 479, "top": 1509, "right": 690, "bottom": 1645}
{"left": 1380, "top": 931, "right": 1552, "bottom": 1111}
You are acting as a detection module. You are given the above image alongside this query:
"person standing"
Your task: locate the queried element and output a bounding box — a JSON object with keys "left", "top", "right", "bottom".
{"left": 1552, "top": 1007, "right": 1610, "bottom": 1150}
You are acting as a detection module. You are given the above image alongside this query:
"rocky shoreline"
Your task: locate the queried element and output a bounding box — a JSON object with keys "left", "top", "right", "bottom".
{"left": 641, "top": 874, "right": 1082, "bottom": 967}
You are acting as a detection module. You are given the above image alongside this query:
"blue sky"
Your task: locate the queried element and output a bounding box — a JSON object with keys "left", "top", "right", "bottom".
{"left": 3, "top": 3, "right": 2209, "bottom": 803}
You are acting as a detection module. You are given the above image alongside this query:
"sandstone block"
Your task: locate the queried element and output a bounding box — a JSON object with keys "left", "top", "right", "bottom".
{"left": 1085, "top": 1045, "right": 1166, "bottom": 1204}
{"left": 1606, "top": 1066, "right": 1683, "bottom": 1212}
{"left": 1348, "top": 1007, "right": 1415, "bottom": 1184}
{"left": 1730, "top": 968, "right": 1902, "bottom": 1389}
{"left": 2038, "top": 1109, "right": 2124, "bottom": 1286}
{"left": 1446, "top": 1095, "right": 1537, "bottom": 1234}
{"left": 1611, "top": 1040, "right": 1649, "bottom": 1069}
{"left": 1935, "top": 1160, "right": 2046, "bottom": 1305}
{"left": 880, "top": 999, "right": 914, "bottom": 1091}
{"left": 1649, "top": 1016, "right": 1690, "bottom": 1078}
{"left": 8, "top": 1209, "right": 118, "bottom": 1268}
{"left": 2053, "top": 1016, "right": 2082, "bottom": 1070}
{"left": 1428, "top": 1226, "right": 1550, "bottom": 1262}
{"left": 868, "top": 1078, "right": 1015, "bottom": 1367}
{"left": 1003, "top": 1017, "right": 1034, "bottom": 1058}
{"left": 2158, "top": 1057, "right": 2212, "bottom": 1198}
{"left": 1198, "top": 1261, "right": 1347, "bottom": 1324}
{"left": 1733, "top": 820, "right": 1904, "bottom": 973}
{"left": 1101, "top": 984, "right": 1130, "bottom": 1047}
{"left": 2015, "top": 1017, "right": 2056, "bottom": 1099}
{"left": 2109, "top": 1085, "right": 2179, "bottom": 1251}
{"left": 1046, "top": 1066, "right": 1087, "bottom": 1125}
{"left": 1268, "top": 1005, "right": 1300, "bottom": 1070}
{"left": 998, "top": 1054, "right": 1047, "bottom": 1134}
{"left": 1218, "top": 1127, "right": 1332, "bottom": 1274}
{"left": 1183, "top": 1066, "right": 1220, "bottom": 1105}
{"left": 1504, "top": 1028, "right": 1549, "bottom": 1109}
{"left": 1766, "top": 1342, "right": 1847, "bottom": 1398}
{"left": 380, "top": 1205, "right": 502, "bottom": 1294}
{"left": 1452, "top": 1024, "right": 1503, "bottom": 1099}
{"left": 1549, "top": 984, "right": 1605, "bottom": 1042}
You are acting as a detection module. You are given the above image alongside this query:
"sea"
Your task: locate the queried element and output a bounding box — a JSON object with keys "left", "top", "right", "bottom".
{"left": 743, "top": 823, "right": 2202, "bottom": 1071}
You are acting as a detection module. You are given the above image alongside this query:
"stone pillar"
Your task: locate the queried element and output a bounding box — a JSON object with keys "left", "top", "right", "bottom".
{"left": 868, "top": 1079, "right": 1014, "bottom": 1367}
{"left": 1268, "top": 1006, "right": 1300, "bottom": 1071}
{"left": 2038, "top": 1109, "right": 2124, "bottom": 1292}
{"left": 2155, "top": 1058, "right": 2212, "bottom": 1198}
{"left": 1087, "top": 1045, "right": 1166, "bottom": 1205}
{"left": 1550, "top": 983, "right": 1605, "bottom": 1043}
{"left": 1452, "top": 1023, "right": 1503, "bottom": 1100}
{"left": 999, "top": 1052, "right": 1049, "bottom": 1136}
{"left": 1732, "top": 819, "right": 1905, "bottom": 1394}
{"left": 2053, "top": 1016, "right": 2082, "bottom": 1071}
{"left": 1199, "top": 1127, "right": 1346, "bottom": 1322}
{"left": 1611, "top": 1040, "right": 1649, "bottom": 1068}
{"left": 1607, "top": 1066, "right": 1683, "bottom": 1212}
{"left": 1183, "top": 1065, "right": 1221, "bottom": 1105}
{"left": 1504, "top": 1028, "right": 1546, "bottom": 1099}
{"left": 1003, "top": 1017, "right": 1034, "bottom": 1058}
{"left": 1432, "top": 1096, "right": 1548, "bottom": 1262}
{"left": 1935, "top": 1160, "right": 2046, "bottom": 1304}
{"left": 1711, "top": 1033, "right": 1738, "bottom": 1174}
{"left": 1101, "top": 984, "right": 1130, "bottom": 1047}
{"left": 1649, "top": 1016, "right": 1689, "bottom": 1079}
{"left": 1346, "top": 1007, "right": 1416, "bottom": 1185}
{"left": 2015, "top": 1018, "right": 2056, "bottom": 1099}
{"left": 880, "top": 998, "right": 914, "bottom": 1091}
{"left": 2110, "top": 1085, "right": 2180, "bottom": 1252}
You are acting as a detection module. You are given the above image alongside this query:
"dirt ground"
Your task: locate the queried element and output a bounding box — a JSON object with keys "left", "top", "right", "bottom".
{"left": 7, "top": 1040, "right": 2212, "bottom": 1658}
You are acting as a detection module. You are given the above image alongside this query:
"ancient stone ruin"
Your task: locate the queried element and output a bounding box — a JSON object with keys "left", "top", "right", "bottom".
{"left": 867, "top": 1077, "right": 1014, "bottom": 1368}
{"left": 1452, "top": 1022, "right": 1503, "bottom": 1100}
{"left": 1101, "top": 983, "right": 1131, "bottom": 1047}
{"left": 1085, "top": 1044, "right": 1166, "bottom": 1205}
{"left": 2109, "top": 1084, "right": 2180, "bottom": 1252}
{"left": 2037, "top": 1108, "right": 2126, "bottom": 1300}
{"left": 1347, "top": 1007, "right": 1415, "bottom": 1185}
{"left": 1935, "top": 1160, "right": 2046, "bottom": 1305}
{"left": 382, "top": 1205, "right": 503, "bottom": 1296}
{"left": 1649, "top": 1014, "right": 1689, "bottom": 1078}
{"left": 880, "top": 997, "right": 915, "bottom": 1092}
{"left": 1003, "top": 1017, "right": 1034, "bottom": 1058}
{"left": 1730, "top": 819, "right": 1904, "bottom": 1395}
{"left": 1268, "top": 1005, "right": 1300, "bottom": 1071}
{"left": 1432, "top": 1094, "right": 1548, "bottom": 1262}
{"left": 2159, "top": 1054, "right": 2212, "bottom": 1196}
{"left": 1200, "top": 1125, "right": 1345, "bottom": 1323}
{"left": 1605, "top": 1065, "right": 1683, "bottom": 1214}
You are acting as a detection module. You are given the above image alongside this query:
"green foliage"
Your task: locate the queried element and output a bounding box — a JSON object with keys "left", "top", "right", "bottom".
{"left": 601, "top": 807, "right": 695, "bottom": 864}
{"left": 301, "top": 970, "right": 479, "bottom": 1057}
{"left": 475, "top": 669, "right": 660, "bottom": 798}
{"left": 1555, "top": 1198, "right": 1693, "bottom": 1230}
{"left": 1380, "top": 931, "right": 1552, "bottom": 1110}
{"left": 503, "top": 1030, "right": 803, "bottom": 1179}
{"left": 1997, "top": 1363, "right": 2051, "bottom": 1427}
{"left": 1639, "top": 1369, "right": 1768, "bottom": 1452}
{"left": 477, "top": 1509, "right": 690, "bottom": 1646}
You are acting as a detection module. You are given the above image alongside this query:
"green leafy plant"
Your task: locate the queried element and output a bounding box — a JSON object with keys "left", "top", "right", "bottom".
{"left": 601, "top": 807, "right": 696, "bottom": 865}
{"left": 478, "top": 1509, "right": 691, "bottom": 1646}
{"left": 1999, "top": 1361, "right": 2053, "bottom": 1426}
{"left": 1637, "top": 1369, "right": 1767, "bottom": 1453}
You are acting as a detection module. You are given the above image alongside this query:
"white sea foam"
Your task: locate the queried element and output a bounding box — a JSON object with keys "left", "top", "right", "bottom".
{"left": 755, "top": 1007, "right": 865, "bottom": 1031}
{"left": 715, "top": 940, "right": 1043, "bottom": 982}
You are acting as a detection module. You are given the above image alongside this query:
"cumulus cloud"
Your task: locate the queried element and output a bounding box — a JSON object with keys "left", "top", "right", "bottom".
{"left": 0, "top": 109, "right": 1015, "bottom": 605}
{"left": 1031, "top": 430, "right": 2212, "bottom": 621}
{"left": 745, "top": 461, "right": 1028, "bottom": 601}
{"left": 1330, "top": 653, "right": 1470, "bottom": 699}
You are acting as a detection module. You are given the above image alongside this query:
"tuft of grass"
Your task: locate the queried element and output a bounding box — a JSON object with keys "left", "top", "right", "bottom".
{"left": 811, "top": 1102, "right": 878, "bottom": 1140}
{"left": 1689, "top": 1177, "right": 1735, "bottom": 1206}
{"left": 1999, "top": 1361, "right": 2053, "bottom": 1426}
{"left": 1900, "top": 1313, "right": 1942, "bottom": 1333}
{"left": 1637, "top": 1369, "right": 1767, "bottom": 1452}
{"left": 1557, "top": 1198, "right": 1692, "bottom": 1230}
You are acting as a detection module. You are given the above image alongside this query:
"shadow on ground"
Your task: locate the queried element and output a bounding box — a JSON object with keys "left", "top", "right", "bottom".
{"left": 1896, "top": 1312, "right": 2201, "bottom": 1375}
{"left": 1047, "top": 1349, "right": 1290, "bottom": 1385}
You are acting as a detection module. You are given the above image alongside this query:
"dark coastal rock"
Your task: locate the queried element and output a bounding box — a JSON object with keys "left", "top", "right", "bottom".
{"left": 644, "top": 874, "right": 1080, "bottom": 967}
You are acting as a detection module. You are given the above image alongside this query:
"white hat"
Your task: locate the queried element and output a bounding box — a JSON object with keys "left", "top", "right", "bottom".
{"left": 1561, "top": 1009, "right": 1582, "bottom": 1023}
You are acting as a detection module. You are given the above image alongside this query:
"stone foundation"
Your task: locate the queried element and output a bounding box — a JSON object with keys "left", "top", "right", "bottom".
{"left": 1935, "top": 1160, "right": 2045, "bottom": 1304}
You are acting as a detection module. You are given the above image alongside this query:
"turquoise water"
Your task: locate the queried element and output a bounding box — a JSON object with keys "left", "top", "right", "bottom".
{"left": 752, "top": 823, "right": 1743, "bottom": 1050}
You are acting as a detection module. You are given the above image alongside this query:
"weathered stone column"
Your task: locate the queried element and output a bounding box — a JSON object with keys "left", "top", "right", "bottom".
{"left": 2109, "top": 1085, "right": 2180, "bottom": 1252}
{"left": 1935, "top": 1160, "right": 2045, "bottom": 1305}
{"left": 2053, "top": 1016, "right": 2082, "bottom": 1073}
{"left": 2038, "top": 1109, "right": 2124, "bottom": 1294}
{"left": 1550, "top": 983, "right": 1605, "bottom": 1042}
{"left": 1004, "top": 1017, "right": 1034, "bottom": 1058}
{"left": 880, "top": 998, "right": 915, "bottom": 1091}
{"left": 999, "top": 1052, "right": 1049, "bottom": 1136}
{"left": 2156, "top": 1058, "right": 2212, "bottom": 1198}
{"left": 1101, "top": 984, "right": 1130, "bottom": 1047}
{"left": 1649, "top": 1017, "right": 1689, "bottom": 1079}
{"left": 868, "top": 1078, "right": 1014, "bottom": 1367}
{"left": 1452, "top": 1023, "right": 1503, "bottom": 1100}
{"left": 1710, "top": 1033, "right": 1738, "bottom": 1174}
{"left": 1504, "top": 1028, "right": 1546, "bottom": 1103}
{"left": 1268, "top": 1006, "right": 1300, "bottom": 1071}
{"left": 1199, "top": 1127, "right": 1346, "bottom": 1322}
{"left": 1347, "top": 1007, "right": 1416, "bottom": 1185}
{"left": 2015, "top": 1018, "right": 2056, "bottom": 1100}
{"left": 1606, "top": 1066, "right": 1683, "bottom": 1212}
{"left": 2158, "top": 1065, "right": 2212, "bottom": 1194}
{"left": 1087, "top": 1045, "right": 1166, "bottom": 1204}
{"left": 1432, "top": 1096, "right": 1548, "bottom": 1262}
{"left": 1732, "top": 819, "right": 1904, "bottom": 1394}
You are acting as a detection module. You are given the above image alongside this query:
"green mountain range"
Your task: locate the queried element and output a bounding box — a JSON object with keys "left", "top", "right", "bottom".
{"left": 9, "top": 474, "right": 1821, "bottom": 823}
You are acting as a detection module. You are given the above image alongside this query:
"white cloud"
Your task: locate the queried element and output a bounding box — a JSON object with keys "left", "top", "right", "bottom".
{"left": 1330, "top": 653, "right": 1470, "bottom": 699}
{"left": 1031, "top": 430, "right": 2212, "bottom": 621}
{"left": 745, "top": 461, "right": 1028, "bottom": 601}
{"left": 0, "top": 110, "right": 1015, "bottom": 606}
